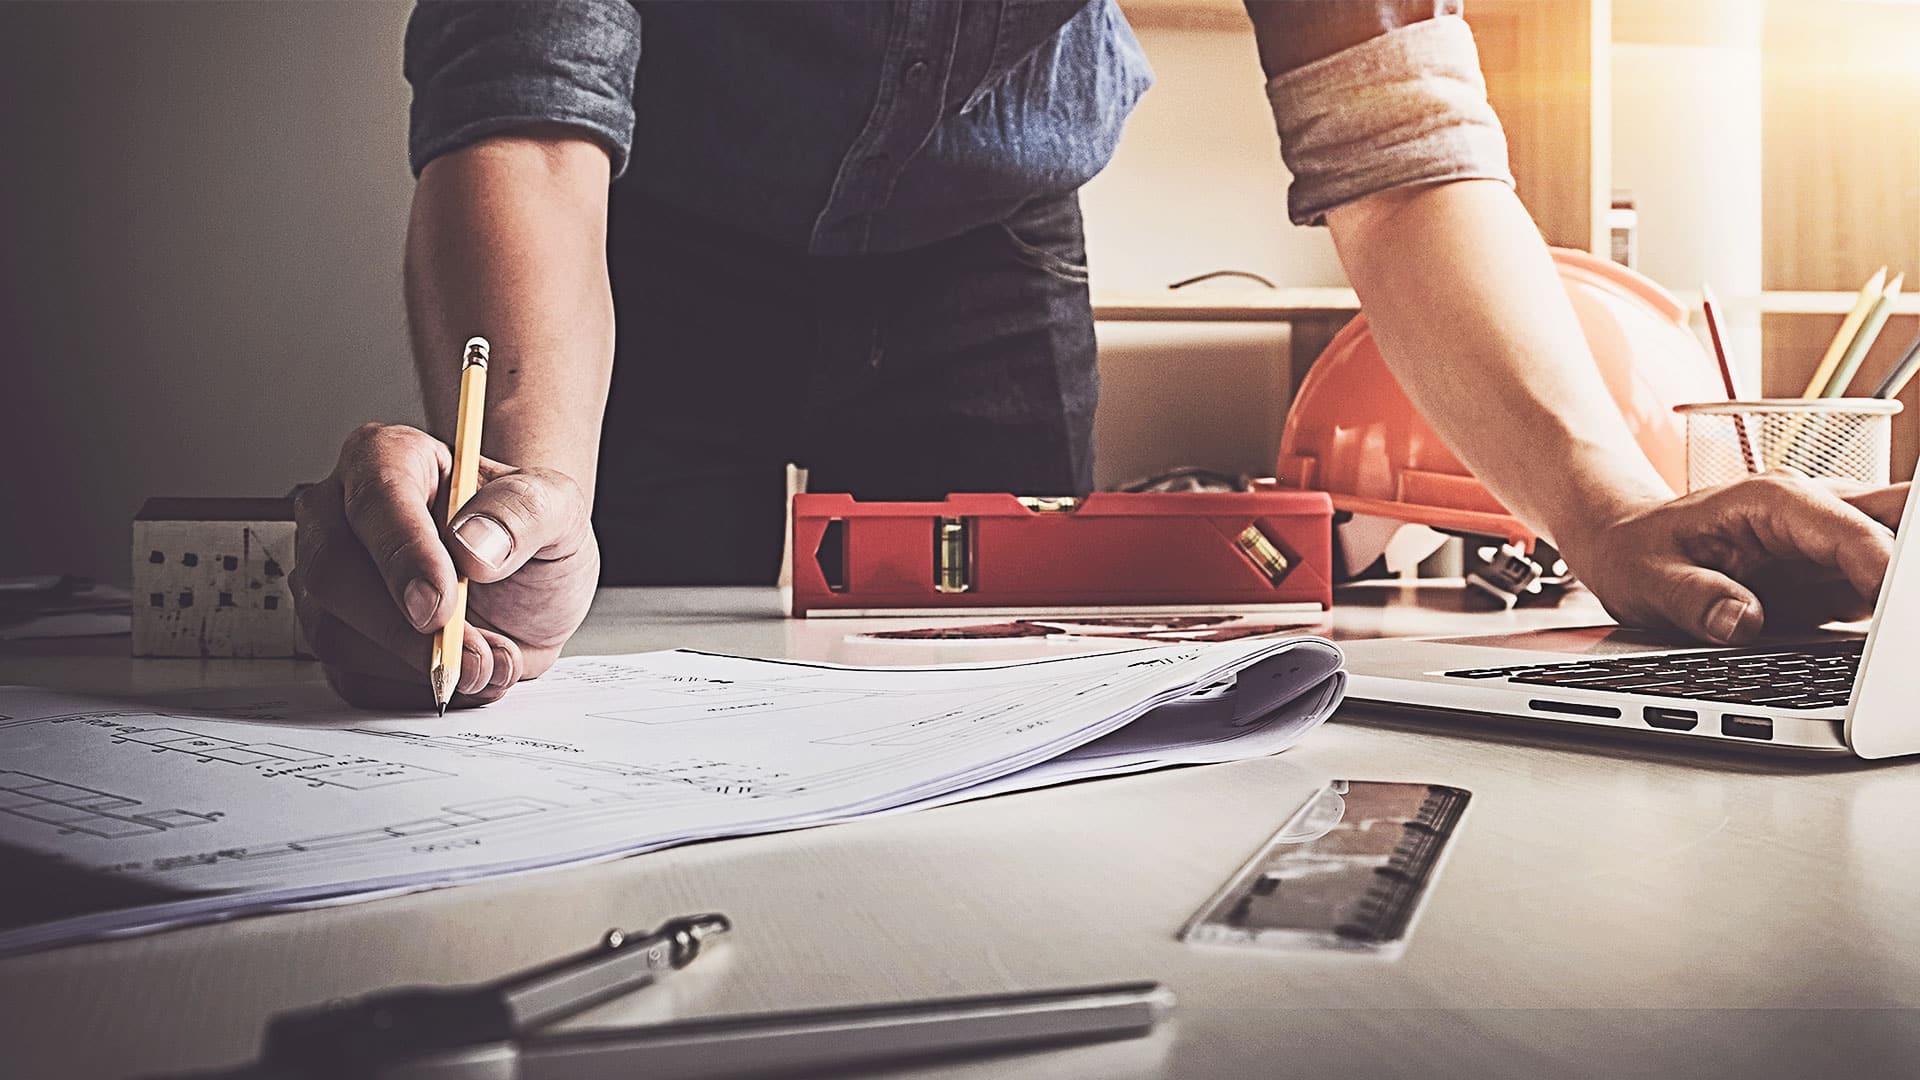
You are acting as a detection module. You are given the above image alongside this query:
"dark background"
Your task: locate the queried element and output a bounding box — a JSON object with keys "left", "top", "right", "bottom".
{"left": 0, "top": 1, "right": 425, "bottom": 583}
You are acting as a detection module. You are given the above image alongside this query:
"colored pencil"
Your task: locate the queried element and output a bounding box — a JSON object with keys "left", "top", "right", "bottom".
{"left": 1826, "top": 273, "right": 1903, "bottom": 397}
{"left": 1803, "top": 267, "right": 1887, "bottom": 397}
{"left": 1700, "top": 283, "right": 1757, "bottom": 473}
{"left": 1871, "top": 331, "right": 1920, "bottom": 400}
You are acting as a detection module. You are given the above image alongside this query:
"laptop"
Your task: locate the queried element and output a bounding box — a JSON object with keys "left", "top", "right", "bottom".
{"left": 1337, "top": 483, "right": 1920, "bottom": 758}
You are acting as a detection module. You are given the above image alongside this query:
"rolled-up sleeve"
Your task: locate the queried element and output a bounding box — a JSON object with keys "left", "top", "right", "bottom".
{"left": 403, "top": 0, "right": 642, "bottom": 177}
{"left": 1257, "top": 12, "right": 1513, "bottom": 226}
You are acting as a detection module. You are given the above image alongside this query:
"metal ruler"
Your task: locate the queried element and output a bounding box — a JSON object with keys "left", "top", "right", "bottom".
{"left": 1180, "top": 780, "right": 1471, "bottom": 954}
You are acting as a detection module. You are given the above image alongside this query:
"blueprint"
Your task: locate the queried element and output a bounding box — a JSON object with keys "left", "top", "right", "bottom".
{"left": 0, "top": 641, "right": 1344, "bottom": 953}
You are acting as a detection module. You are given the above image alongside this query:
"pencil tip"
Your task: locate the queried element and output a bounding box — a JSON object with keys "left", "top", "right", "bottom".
{"left": 430, "top": 665, "right": 447, "bottom": 716}
{"left": 437, "top": 701, "right": 449, "bottom": 718}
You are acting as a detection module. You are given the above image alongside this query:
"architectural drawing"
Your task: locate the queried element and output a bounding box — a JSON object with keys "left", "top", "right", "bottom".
{"left": 0, "top": 641, "right": 1344, "bottom": 953}
{"left": 0, "top": 770, "right": 216, "bottom": 839}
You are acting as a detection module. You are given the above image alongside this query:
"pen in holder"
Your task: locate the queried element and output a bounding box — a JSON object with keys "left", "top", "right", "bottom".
{"left": 1675, "top": 399, "right": 1902, "bottom": 491}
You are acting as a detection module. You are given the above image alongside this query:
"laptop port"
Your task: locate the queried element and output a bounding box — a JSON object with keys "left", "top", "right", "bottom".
{"left": 1643, "top": 707, "right": 1699, "bottom": 732}
{"left": 1527, "top": 699, "right": 1621, "bottom": 719}
{"left": 1721, "top": 714, "right": 1774, "bottom": 741}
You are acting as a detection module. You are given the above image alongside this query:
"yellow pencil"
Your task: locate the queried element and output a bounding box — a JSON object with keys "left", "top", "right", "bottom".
{"left": 1803, "top": 267, "right": 1888, "bottom": 397}
{"left": 1825, "top": 273, "right": 1903, "bottom": 398}
{"left": 430, "top": 336, "right": 489, "bottom": 715}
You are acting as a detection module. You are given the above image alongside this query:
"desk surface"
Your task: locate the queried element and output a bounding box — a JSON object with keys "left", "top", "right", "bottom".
{"left": 5, "top": 586, "right": 1920, "bottom": 1080}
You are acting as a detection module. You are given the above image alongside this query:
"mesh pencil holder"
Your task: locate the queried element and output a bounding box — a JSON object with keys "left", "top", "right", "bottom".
{"left": 1675, "top": 399, "right": 1901, "bottom": 492}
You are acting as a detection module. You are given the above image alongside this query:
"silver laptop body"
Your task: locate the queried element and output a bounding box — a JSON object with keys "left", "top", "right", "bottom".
{"left": 1339, "top": 483, "right": 1920, "bottom": 758}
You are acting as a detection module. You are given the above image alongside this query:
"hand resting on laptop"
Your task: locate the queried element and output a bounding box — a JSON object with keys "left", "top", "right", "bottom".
{"left": 1559, "top": 474, "right": 1908, "bottom": 647}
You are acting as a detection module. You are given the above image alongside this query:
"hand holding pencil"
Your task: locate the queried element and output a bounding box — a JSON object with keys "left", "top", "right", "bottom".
{"left": 290, "top": 337, "right": 602, "bottom": 712}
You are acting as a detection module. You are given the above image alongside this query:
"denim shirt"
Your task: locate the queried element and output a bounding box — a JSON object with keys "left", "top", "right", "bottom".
{"left": 404, "top": 1, "right": 1512, "bottom": 255}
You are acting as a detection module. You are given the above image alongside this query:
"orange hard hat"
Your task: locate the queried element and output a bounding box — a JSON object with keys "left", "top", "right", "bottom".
{"left": 1273, "top": 248, "right": 1724, "bottom": 550}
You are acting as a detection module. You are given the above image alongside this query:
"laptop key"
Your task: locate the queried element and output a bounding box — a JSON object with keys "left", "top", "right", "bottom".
{"left": 1449, "top": 641, "right": 1865, "bottom": 699}
{"left": 1508, "top": 673, "right": 1629, "bottom": 687}
{"left": 1584, "top": 678, "right": 1690, "bottom": 692}
{"left": 1660, "top": 687, "right": 1747, "bottom": 700}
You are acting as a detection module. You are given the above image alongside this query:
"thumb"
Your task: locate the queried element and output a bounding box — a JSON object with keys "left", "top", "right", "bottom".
{"left": 1656, "top": 565, "right": 1765, "bottom": 645}
{"left": 446, "top": 466, "right": 591, "bottom": 583}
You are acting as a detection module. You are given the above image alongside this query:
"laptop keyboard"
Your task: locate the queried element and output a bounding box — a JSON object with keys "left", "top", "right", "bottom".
{"left": 1442, "top": 639, "right": 1863, "bottom": 711}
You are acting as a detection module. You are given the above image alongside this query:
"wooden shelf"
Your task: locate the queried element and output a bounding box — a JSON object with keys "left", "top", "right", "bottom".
{"left": 1092, "top": 288, "right": 1359, "bottom": 322}
{"left": 1095, "top": 288, "right": 1920, "bottom": 322}
{"left": 1758, "top": 291, "right": 1920, "bottom": 316}
{"left": 1092, "top": 288, "right": 1361, "bottom": 398}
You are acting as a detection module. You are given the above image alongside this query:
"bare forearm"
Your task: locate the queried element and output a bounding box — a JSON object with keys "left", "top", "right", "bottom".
{"left": 404, "top": 129, "right": 615, "bottom": 498}
{"left": 1325, "top": 180, "right": 1673, "bottom": 547}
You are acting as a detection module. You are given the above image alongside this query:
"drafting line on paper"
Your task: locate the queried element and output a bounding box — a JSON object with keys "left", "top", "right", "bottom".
{"left": 0, "top": 770, "right": 218, "bottom": 839}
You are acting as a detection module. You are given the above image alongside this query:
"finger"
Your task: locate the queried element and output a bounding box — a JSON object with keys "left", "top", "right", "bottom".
{"left": 294, "top": 550, "right": 493, "bottom": 691}
{"left": 1726, "top": 478, "right": 1894, "bottom": 602}
{"left": 465, "top": 528, "right": 603, "bottom": 652}
{"left": 446, "top": 467, "right": 591, "bottom": 584}
{"left": 324, "top": 665, "right": 428, "bottom": 711}
{"left": 515, "top": 641, "right": 566, "bottom": 682}
{"left": 1841, "top": 483, "right": 1912, "bottom": 531}
{"left": 335, "top": 424, "right": 460, "bottom": 632}
{"left": 292, "top": 477, "right": 355, "bottom": 631}
{"left": 474, "top": 625, "right": 523, "bottom": 692}
{"left": 1744, "top": 557, "right": 1879, "bottom": 626}
{"left": 1651, "top": 563, "right": 1765, "bottom": 645}
{"left": 300, "top": 605, "right": 423, "bottom": 684}
{"left": 294, "top": 522, "right": 439, "bottom": 670}
{"left": 447, "top": 622, "right": 494, "bottom": 696}
{"left": 325, "top": 666, "right": 513, "bottom": 711}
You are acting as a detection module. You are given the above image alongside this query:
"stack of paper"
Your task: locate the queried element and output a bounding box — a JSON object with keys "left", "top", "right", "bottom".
{"left": 0, "top": 639, "right": 1344, "bottom": 953}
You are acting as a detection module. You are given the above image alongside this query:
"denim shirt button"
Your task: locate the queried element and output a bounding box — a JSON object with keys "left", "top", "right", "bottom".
{"left": 903, "top": 60, "right": 929, "bottom": 88}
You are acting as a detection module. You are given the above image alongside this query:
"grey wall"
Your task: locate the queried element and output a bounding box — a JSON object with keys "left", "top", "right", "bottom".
{"left": 0, "top": 1, "right": 422, "bottom": 583}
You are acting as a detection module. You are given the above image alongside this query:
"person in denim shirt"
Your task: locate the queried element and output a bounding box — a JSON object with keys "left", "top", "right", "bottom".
{"left": 291, "top": 1, "right": 1908, "bottom": 709}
